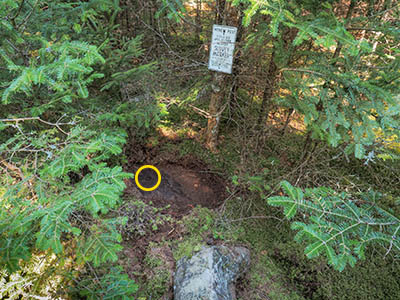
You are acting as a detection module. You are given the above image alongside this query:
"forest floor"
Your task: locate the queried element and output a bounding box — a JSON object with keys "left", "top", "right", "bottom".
{"left": 114, "top": 119, "right": 400, "bottom": 300}
{"left": 110, "top": 33, "right": 400, "bottom": 299}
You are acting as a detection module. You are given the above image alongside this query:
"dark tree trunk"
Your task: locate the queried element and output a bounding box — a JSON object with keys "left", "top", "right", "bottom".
{"left": 195, "top": 0, "right": 202, "bottom": 42}
{"left": 281, "top": 108, "right": 295, "bottom": 135}
{"left": 215, "top": 0, "right": 226, "bottom": 24}
{"left": 257, "top": 50, "right": 278, "bottom": 127}
{"left": 228, "top": 4, "right": 245, "bottom": 117}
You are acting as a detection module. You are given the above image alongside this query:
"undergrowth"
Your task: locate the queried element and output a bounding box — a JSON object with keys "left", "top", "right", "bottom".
{"left": 212, "top": 123, "right": 400, "bottom": 299}
{"left": 152, "top": 109, "right": 400, "bottom": 299}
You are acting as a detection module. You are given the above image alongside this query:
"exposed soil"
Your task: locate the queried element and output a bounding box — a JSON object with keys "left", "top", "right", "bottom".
{"left": 120, "top": 137, "right": 229, "bottom": 298}
{"left": 123, "top": 140, "right": 227, "bottom": 217}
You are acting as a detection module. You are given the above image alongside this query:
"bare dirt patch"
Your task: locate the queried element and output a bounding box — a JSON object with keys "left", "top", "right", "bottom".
{"left": 124, "top": 161, "right": 226, "bottom": 217}
{"left": 123, "top": 132, "right": 227, "bottom": 217}
{"left": 120, "top": 137, "right": 229, "bottom": 298}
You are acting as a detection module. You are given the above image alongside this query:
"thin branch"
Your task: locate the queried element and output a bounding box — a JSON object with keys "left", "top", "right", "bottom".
{"left": 369, "top": 2, "right": 400, "bottom": 19}
{"left": 346, "top": 27, "right": 385, "bottom": 32}
{"left": 131, "top": 10, "right": 207, "bottom": 67}
{"left": 0, "top": 117, "right": 74, "bottom": 135}
{"left": 280, "top": 68, "right": 325, "bottom": 77}
{"left": 227, "top": 215, "right": 284, "bottom": 223}
{"left": 10, "top": 0, "right": 26, "bottom": 27}
{"left": 17, "top": 0, "right": 39, "bottom": 31}
{"left": 187, "top": 103, "right": 211, "bottom": 118}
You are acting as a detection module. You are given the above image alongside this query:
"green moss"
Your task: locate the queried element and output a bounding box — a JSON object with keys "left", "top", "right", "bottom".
{"left": 173, "top": 237, "right": 204, "bottom": 261}
{"left": 246, "top": 250, "right": 305, "bottom": 300}
{"left": 314, "top": 251, "right": 400, "bottom": 300}
{"left": 135, "top": 243, "right": 173, "bottom": 299}
{"left": 172, "top": 207, "right": 217, "bottom": 261}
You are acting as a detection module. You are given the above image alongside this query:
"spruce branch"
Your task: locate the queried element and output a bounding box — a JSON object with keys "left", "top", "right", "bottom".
{"left": 0, "top": 117, "right": 75, "bottom": 135}
{"left": 267, "top": 181, "right": 400, "bottom": 271}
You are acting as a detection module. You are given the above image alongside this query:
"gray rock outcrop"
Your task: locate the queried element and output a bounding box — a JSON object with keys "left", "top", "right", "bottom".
{"left": 174, "top": 245, "right": 250, "bottom": 300}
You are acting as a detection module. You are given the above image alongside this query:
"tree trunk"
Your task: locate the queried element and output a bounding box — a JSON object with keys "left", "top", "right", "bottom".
{"left": 257, "top": 50, "right": 278, "bottom": 127}
{"left": 205, "top": 73, "right": 227, "bottom": 151}
{"left": 195, "top": 0, "right": 202, "bottom": 42}
{"left": 205, "top": 0, "right": 227, "bottom": 151}
{"left": 281, "top": 108, "right": 294, "bottom": 135}
{"left": 215, "top": 0, "right": 226, "bottom": 24}
{"left": 228, "top": 4, "right": 245, "bottom": 116}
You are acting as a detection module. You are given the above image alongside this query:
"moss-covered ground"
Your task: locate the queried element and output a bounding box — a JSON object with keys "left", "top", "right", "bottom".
{"left": 124, "top": 118, "right": 400, "bottom": 299}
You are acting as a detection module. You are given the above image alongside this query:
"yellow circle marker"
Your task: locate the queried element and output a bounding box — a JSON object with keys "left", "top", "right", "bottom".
{"left": 135, "top": 165, "right": 162, "bottom": 191}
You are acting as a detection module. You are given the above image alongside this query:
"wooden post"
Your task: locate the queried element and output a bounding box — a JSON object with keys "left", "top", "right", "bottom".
{"left": 205, "top": 0, "right": 228, "bottom": 152}
{"left": 205, "top": 72, "right": 227, "bottom": 151}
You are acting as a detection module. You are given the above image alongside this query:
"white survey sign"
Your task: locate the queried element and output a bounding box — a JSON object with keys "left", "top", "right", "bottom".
{"left": 208, "top": 25, "right": 237, "bottom": 74}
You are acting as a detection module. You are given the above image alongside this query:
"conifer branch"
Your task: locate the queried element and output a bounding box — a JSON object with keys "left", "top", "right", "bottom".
{"left": 0, "top": 117, "right": 74, "bottom": 135}
{"left": 268, "top": 181, "right": 400, "bottom": 271}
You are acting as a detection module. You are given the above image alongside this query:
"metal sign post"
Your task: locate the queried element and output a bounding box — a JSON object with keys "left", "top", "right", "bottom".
{"left": 208, "top": 24, "right": 238, "bottom": 74}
